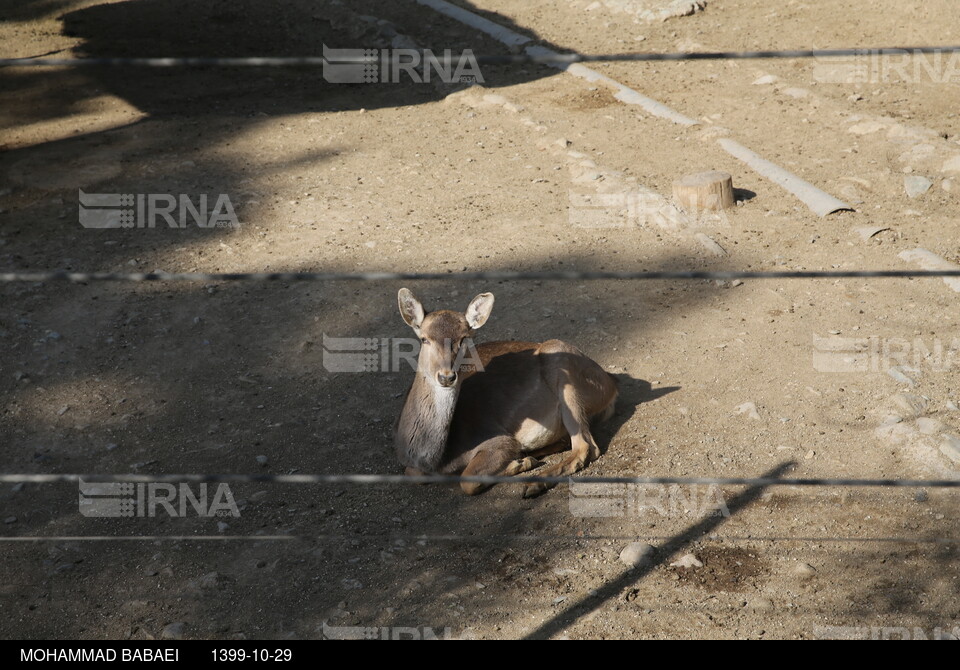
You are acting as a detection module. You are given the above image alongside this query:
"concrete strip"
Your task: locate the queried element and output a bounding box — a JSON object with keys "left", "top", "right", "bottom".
{"left": 899, "top": 248, "right": 960, "bottom": 293}
{"left": 414, "top": 0, "right": 533, "bottom": 48}
{"left": 417, "top": 0, "right": 852, "bottom": 217}
{"left": 525, "top": 45, "right": 700, "bottom": 126}
{"left": 717, "top": 138, "right": 853, "bottom": 217}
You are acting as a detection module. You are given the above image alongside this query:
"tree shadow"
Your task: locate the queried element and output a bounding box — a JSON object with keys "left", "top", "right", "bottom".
{"left": 1, "top": 0, "right": 574, "bottom": 276}
{"left": 0, "top": 246, "right": 734, "bottom": 639}
{"left": 6, "top": 0, "right": 954, "bottom": 643}
{"left": 595, "top": 373, "right": 680, "bottom": 457}
{"left": 523, "top": 461, "right": 797, "bottom": 640}
{"left": 0, "top": 0, "right": 84, "bottom": 23}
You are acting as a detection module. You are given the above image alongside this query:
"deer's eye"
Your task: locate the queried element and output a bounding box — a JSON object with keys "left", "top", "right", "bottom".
{"left": 420, "top": 337, "right": 429, "bottom": 345}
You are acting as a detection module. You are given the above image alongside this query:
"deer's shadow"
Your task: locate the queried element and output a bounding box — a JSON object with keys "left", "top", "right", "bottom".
{"left": 593, "top": 373, "right": 679, "bottom": 457}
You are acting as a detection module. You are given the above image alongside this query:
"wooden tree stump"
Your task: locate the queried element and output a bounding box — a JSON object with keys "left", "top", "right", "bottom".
{"left": 672, "top": 171, "right": 735, "bottom": 212}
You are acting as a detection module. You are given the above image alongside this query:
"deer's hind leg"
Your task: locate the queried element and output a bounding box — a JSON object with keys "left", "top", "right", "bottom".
{"left": 521, "top": 387, "right": 600, "bottom": 498}
{"left": 521, "top": 342, "right": 618, "bottom": 498}
{"left": 458, "top": 436, "right": 543, "bottom": 496}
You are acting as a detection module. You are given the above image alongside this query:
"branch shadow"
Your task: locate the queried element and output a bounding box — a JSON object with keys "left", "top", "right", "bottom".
{"left": 1, "top": 0, "right": 575, "bottom": 272}
{"left": 0, "top": 247, "right": 732, "bottom": 639}
{"left": 596, "top": 374, "right": 680, "bottom": 457}
{"left": 523, "top": 461, "right": 797, "bottom": 640}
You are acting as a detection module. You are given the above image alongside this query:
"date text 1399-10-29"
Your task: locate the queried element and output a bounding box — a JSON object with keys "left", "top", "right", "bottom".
{"left": 212, "top": 648, "right": 293, "bottom": 662}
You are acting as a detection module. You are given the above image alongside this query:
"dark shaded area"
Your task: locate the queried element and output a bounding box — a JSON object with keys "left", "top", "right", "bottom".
{"left": 0, "top": 0, "right": 82, "bottom": 23}
{"left": 524, "top": 461, "right": 797, "bottom": 640}
{"left": 0, "top": 244, "right": 729, "bottom": 638}
{"left": 598, "top": 374, "right": 679, "bottom": 456}
{"left": 1, "top": 0, "right": 957, "bottom": 642}
{"left": 0, "top": 0, "right": 568, "bottom": 268}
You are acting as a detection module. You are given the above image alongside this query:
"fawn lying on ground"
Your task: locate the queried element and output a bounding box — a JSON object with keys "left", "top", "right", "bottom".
{"left": 394, "top": 288, "right": 618, "bottom": 497}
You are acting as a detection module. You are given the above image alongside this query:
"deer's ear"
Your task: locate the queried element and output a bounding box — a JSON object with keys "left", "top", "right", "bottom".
{"left": 398, "top": 288, "right": 425, "bottom": 330}
{"left": 465, "top": 292, "right": 494, "bottom": 330}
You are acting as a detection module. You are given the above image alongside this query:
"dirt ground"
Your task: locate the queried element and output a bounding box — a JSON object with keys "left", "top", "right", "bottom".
{"left": 1, "top": 0, "right": 958, "bottom": 640}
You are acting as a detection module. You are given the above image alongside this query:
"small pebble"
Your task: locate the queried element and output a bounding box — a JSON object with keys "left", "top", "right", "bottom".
{"left": 904, "top": 175, "right": 933, "bottom": 198}
{"left": 916, "top": 418, "right": 944, "bottom": 435}
{"left": 619, "top": 542, "right": 656, "bottom": 568}
{"left": 890, "top": 393, "right": 928, "bottom": 419}
{"left": 848, "top": 121, "right": 885, "bottom": 135}
{"left": 195, "top": 571, "right": 220, "bottom": 589}
{"left": 670, "top": 554, "right": 703, "bottom": 569}
{"left": 256, "top": 455, "right": 269, "bottom": 466}
{"left": 942, "top": 155, "right": 960, "bottom": 174}
{"left": 940, "top": 435, "right": 960, "bottom": 465}
{"left": 161, "top": 622, "right": 185, "bottom": 640}
{"left": 887, "top": 366, "right": 918, "bottom": 386}
{"left": 4, "top": 516, "right": 16, "bottom": 524}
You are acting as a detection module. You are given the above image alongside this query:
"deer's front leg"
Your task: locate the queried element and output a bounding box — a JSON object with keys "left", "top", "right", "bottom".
{"left": 459, "top": 436, "right": 542, "bottom": 495}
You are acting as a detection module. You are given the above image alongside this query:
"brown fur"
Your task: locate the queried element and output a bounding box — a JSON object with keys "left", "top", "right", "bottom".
{"left": 394, "top": 289, "right": 618, "bottom": 497}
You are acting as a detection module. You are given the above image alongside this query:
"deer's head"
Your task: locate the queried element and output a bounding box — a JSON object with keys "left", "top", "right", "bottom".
{"left": 397, "top": 288, "right": 494, "bottom": 389}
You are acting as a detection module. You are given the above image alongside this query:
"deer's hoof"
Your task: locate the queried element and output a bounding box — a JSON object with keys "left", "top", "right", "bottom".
{"left": 461, "top": 482, "right": 490, "bottom": 496}
{"left": 522, "top": 482, "right": 552, "bottom": 498}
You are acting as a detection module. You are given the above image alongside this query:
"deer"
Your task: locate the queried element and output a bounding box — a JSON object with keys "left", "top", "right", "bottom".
{"left": 394, "top": 288, "right": 619, "bottom": 498}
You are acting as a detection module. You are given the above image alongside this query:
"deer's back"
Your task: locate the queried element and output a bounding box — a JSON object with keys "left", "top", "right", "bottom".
{"left": 448, "top": 339, "right": 615, "bottom": 450}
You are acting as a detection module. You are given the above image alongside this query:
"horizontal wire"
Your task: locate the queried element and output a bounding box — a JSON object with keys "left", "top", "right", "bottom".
{"left": 0, "top": 536, "right": 294, "bottom": 542}
{"left": 2, "top": 269, "right": 960, "bottom": 283}
{"left": 313, "top": 533, "right": 960, "bottom": 544}
{"left": 0, "top": 534, "right": 955, "bottom": 544}
{"left": 4, "top": 473, "right": 959, "bottom": 488}
{"left": 2, "top": 46, "right": 960, "bottom": 68}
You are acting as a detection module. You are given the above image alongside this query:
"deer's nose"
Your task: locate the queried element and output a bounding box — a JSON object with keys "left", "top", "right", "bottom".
{"left": 437, "top": 370, "right": 458, "bottom": 387}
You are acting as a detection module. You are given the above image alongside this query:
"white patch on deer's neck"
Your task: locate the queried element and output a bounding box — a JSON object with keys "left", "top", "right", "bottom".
{"left": 429, "top": 375, "right": 458, "bottom": 421}
{"left": 395, "top": 371, "right": 460, "bottom": 473}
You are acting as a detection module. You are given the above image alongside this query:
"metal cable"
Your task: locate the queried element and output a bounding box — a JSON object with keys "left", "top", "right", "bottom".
{"left": 2, "top": 46, "right": 960, "bottom": 68}
{"left": 4, "top": 473, "right": 958, "bottom": 488}
{"left": 2, "top": 269, "right": 960, "bottom": 283}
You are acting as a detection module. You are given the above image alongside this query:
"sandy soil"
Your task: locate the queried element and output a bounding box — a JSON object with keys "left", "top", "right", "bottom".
{"left": 0, "top": 0, "right": 958, "bottom": 640}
